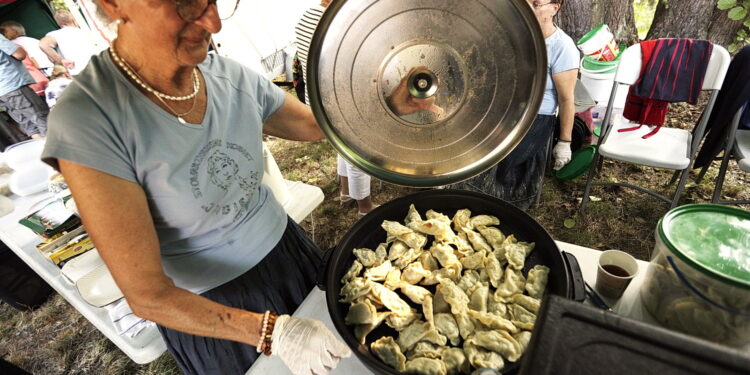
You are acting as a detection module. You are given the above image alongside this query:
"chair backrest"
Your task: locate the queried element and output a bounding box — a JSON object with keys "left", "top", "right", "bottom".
{"left": 614, "top": 40, "right": 731, "bottom": 91}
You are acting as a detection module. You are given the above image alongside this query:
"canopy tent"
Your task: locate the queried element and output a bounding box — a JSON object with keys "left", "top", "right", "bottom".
{"left": 0, "top": 0, "right": 56, "bottom": 40}
{"left": 211, "top": 0, "right": 317, "bottom": 79}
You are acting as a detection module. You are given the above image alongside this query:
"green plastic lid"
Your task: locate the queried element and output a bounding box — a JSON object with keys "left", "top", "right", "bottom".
{"left": 658, "top": 204, "right": 750, "bottom": 290}
{"left": 593, "top": 125, "right": 601, "bottom": 137}
{"left": 555, "top": 145, "right": 596, "bottom": 181}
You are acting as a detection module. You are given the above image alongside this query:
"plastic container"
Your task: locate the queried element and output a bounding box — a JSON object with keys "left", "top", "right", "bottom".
{"left": 3, "top": 139, "right": 45, "bottom": 171}
{"left": 581, "top": 44, "right": 627, "bottom": 74}
{"left": 640, "top": 204, "right": 750, "bottom": 347}
{"left": 577, "top": 24, "right": 619, "bottom": 62}
{"left": 9, "top": 161, "right": 53, "bottom": 196}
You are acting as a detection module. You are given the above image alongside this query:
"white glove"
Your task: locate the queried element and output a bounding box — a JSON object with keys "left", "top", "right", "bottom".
{"left": 552, "top": 141, "right": 572, "bottom": 171}
{"left": 271, "top": 315, "right": 352, "bottom": 375}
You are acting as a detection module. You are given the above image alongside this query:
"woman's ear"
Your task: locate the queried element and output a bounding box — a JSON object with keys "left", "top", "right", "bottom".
{"left": 97, "top": 0, "right": 124, "bottom": 23}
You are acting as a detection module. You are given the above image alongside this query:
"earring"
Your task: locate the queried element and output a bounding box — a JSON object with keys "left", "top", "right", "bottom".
{"left": 114, "top": 18, "right": 123, "bottom": 25}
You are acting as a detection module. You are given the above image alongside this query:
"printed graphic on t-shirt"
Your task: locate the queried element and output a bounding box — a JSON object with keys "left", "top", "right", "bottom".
{"left": 190, "top": 139, "right": 259, "bottom": 220}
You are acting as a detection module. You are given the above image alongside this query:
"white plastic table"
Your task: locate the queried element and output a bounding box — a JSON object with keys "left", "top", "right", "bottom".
{"left": 0, "top": 180, "right": 324, "bottom": 364}
{"left": 246, "top": 241, "right": 654, "bottom": 375}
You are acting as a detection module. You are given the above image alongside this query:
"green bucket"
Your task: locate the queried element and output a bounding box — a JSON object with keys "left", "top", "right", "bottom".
{"left": 581, "top": 44, "right": 628, "bottom": 74}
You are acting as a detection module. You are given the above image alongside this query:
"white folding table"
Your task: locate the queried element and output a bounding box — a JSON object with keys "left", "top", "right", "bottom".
{"left": 0, "top": 179, "right": 324, "bottom": 364}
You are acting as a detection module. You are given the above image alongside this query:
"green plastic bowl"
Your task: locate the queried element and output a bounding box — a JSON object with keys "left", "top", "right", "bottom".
{"left": 581, "top": 44, "right": 628, "bottom": 74}
{"left": 555, "top": 145, "right": 597, "bottom": 181}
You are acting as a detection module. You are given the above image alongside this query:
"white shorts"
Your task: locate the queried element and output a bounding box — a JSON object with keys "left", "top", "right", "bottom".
{"left": 337, "top": 155, "right": 371, "bottom": 200}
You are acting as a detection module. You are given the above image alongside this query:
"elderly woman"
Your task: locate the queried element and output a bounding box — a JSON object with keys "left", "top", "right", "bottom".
{"left": 452, "top": 0, "right": 578, "bottom": 210}
{"left": 40, "top": 1, "right": 349, "bottom": 374}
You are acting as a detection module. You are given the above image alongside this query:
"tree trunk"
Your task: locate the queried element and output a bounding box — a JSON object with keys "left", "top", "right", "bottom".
{"left": 557, "top": 0, "right": 639, "bottom": 45}
{"left": 707, "top": 5, "right": 744, "bottom": 47}
{"left": 646, "top": 0, "right": 714, "bottom": 40}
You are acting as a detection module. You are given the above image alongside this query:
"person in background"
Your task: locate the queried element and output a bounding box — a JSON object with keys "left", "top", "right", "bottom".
{"left": 1, "top": 22, "right": 50, "bottom": 98}
{"left": 40, "top": 10, "right": 98, "bottom": 75}
{"left": 41, "top": 1, "right": 349, "bottom": 374}
{"left": 295, "top": 0, "right": 379, "bottom": 218}
{"left": 0, "top": 34, "right": 48, "bottom": 139}
{"left": 45, "top": 64, "right": 72, "bottom": 108}
{"left": 451, "top": 0, "right": 578, "bottom": 210}
{"left": 0, "top": 21, "right": 54, "bottom": 76}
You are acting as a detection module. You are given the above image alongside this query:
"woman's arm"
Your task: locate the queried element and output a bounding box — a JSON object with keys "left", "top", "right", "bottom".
{"left": 551, "top": 68, "right": 578, "bottom": 170}
{"left": 552, "top": 68, "right": 578, "bottom": 142}
{"left": 59, "top": 159, "right": 264, "bottom": 346}
{"left": 263, "top": 92, "right": 324, "bottom": 142}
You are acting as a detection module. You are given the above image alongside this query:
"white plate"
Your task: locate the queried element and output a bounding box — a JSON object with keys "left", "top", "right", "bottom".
{"left": 75, "top": 263, "right": 123, "bottom": 307}
{"left": 61, "top": 249, "right": 104, "bottom": 285}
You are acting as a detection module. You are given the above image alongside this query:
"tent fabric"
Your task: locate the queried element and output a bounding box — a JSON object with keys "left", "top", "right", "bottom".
{"left": 0, "top": 0, "right": 56, "bottom": 40}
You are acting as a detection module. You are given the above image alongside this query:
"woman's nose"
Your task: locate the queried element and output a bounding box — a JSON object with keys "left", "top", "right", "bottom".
{"left": 194, "top": 4, "right": 222, "bottom": 33}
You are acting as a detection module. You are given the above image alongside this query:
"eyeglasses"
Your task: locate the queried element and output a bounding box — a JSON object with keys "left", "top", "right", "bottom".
{"left": 175, "top": 0, "right": 240, "bottom": 22}
{"left": 530, "top": 1, "right": 553, "bottom": 9}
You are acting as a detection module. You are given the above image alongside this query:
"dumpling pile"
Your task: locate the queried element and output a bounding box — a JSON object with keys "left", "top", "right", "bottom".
{"left": 340, "top": 205, "right": 550, "bottom": 375}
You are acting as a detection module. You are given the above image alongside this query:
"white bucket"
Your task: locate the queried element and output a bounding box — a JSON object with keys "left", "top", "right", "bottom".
{"left": 580, "top": 68, "right": 627, "bottom": 109}
{"left": 578, "top": 25, "right": 618, "bottom": 62}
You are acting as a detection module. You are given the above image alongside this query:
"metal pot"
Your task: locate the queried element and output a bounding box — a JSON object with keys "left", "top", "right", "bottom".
{"left": 317, "top": 190, "right": 585, "bottom": 374}
{"left": 307, "top": 0, "right": 548, "bottom": 187}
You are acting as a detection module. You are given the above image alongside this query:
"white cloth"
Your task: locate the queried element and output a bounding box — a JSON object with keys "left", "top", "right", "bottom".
{"left": 14, "top": 36, "right": 54, "bottom": 72}
{"left": 105, "top": 298, "right": 155, "bottom": 338}
{"left": 337, "top": 155, "right": 371, "bottom": 200}
{"left": 45, "top": 27, "right": 98, "bottom": 75}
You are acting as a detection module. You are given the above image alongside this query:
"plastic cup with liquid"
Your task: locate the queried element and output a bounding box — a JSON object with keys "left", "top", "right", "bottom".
{"left": 595, "top": 250, "right": 638, "bottom": 299}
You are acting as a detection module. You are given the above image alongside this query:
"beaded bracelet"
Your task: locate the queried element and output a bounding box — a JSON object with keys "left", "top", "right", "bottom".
{"left": 256, "top": 311, "right": 271, "bottom": 353}
{"left": 261, "top": 312, "right": 278, "bottom": 356}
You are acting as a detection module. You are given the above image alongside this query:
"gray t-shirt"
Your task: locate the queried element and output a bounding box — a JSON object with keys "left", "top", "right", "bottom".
{"left": 42, "top": 51, "right": 288, "bottom": 293}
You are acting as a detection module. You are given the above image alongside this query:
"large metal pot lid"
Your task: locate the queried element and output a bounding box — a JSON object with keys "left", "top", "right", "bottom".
{"left": 308, "top": 0, "right": 547, "bottom": 187}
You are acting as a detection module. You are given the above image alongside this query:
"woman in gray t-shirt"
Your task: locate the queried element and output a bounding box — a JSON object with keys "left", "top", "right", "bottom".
{"left": 41, "top": 2, "right": 349, "bottom": 374}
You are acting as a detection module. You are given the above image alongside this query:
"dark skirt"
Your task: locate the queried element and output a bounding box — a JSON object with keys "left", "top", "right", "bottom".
{"left": 450, "top": 114, "right": 556, "bottom": 210}
{"left": 157, "top": 216, "right": 322, "bottom": 375}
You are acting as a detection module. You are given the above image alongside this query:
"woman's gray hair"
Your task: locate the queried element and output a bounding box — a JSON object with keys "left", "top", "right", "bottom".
{"left": 0, "top": 21, "right": 25, "bottom": 36}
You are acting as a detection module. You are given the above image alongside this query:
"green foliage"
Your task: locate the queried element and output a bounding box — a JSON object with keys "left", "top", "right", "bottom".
{"left": 49, "top": 0, "right": 68, "bottom": 11}
{"left": 717, "top": 0, "right": 750, "bottom": 52}
{"left": 633, "top": 0, "right": 659, "bottom": 40}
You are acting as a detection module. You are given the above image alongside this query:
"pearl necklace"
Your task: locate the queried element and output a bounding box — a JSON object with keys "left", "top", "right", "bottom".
{"left": 109, "top": 46, "right": 199, "bottom": 101}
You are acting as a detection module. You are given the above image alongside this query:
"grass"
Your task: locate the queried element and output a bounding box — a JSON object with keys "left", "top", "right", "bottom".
{"left": 1, "top": 100, "right": 748, "bottom": 373}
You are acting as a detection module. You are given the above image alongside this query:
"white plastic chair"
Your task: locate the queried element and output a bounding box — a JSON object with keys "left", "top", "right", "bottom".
{"left": 695, "top": 105, "right": 750, "bottom": 205}
{"left": 580, "top": 41, "right": 731, "bottom": 210}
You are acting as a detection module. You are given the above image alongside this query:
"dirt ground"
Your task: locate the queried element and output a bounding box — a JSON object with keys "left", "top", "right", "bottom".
{"left": 1, "top": 100, "right": 747, "bottom": 374}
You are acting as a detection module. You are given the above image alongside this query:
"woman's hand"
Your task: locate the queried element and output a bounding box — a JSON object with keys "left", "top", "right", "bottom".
{"left": 386, "top": 67, "right": 444, "bottom": 117}
{"left": 272, "top": 315, "right": 351, "bottom": 375}
{"left": 552, "top": 141, "right": 572, "bottom": 170}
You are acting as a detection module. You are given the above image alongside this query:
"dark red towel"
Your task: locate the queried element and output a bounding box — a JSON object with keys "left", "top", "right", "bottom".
{"left": 623, "top": 39, "right": 713, "bottom": 129}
